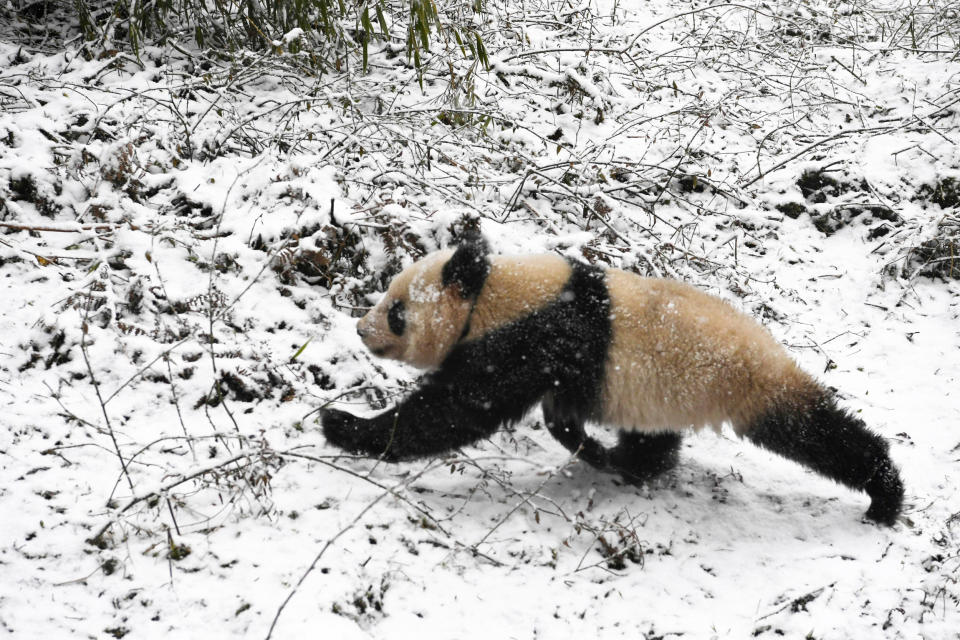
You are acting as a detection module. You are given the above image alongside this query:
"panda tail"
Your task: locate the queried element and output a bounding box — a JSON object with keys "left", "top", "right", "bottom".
{"left": 743, "top": 390, "right": 904, "bottom": 526}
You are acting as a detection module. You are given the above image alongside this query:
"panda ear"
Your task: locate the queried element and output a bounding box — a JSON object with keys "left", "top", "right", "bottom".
{"left": 442, "top": 233, "right": 490, "bottom": 299}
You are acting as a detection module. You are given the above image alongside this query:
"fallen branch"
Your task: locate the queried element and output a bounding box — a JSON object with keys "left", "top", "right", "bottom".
{"left": 0, "top": 221, "right": 118, "bottom": 233}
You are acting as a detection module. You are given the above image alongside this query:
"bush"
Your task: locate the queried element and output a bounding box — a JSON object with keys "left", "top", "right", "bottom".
{"left": 70, "top": 0, "right": 488, "bottom": 71}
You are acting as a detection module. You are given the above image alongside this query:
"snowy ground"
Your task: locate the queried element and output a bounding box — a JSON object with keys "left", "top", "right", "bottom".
{"left": 1, "top": 0, "right": 959, "bottom": 637}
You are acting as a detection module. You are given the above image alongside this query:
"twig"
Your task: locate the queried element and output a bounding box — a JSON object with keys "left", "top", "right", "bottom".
{"left": 0, "top": 221, "right": 118, "bottom": 233}
{"left": 79, "top": 320, "right": 135, "bottom": 493}
{"left": 471, "top": 450, "right": 579, "bottom": 550}
{"left": 756, "top": 585, "right": 831, "bottom": 621}
{"left": 829, "top": 55, "right": 865, "bottom": 85}
{"left": 279, "top": 451, "right": 452, "bottom": 537}
{"left": 89, "top": 449, "right": 260, "bottom": 544}
{"left": 741, "top": 126, "right": 893, "bottom": 187}
{"left": 265, "top": 470, "right": 417, "bottom": 639}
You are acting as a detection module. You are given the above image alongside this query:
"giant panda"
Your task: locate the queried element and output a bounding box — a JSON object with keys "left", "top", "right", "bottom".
{"left": 321, "top": 234, "right": 904, "bottom": 525}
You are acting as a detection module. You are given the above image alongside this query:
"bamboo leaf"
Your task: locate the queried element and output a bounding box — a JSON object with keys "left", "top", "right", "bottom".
{"left": 476, "top": 33, "right": 489, "bottom": 69}
{"left": 375, "top": 2, "right": 388, "bottom": 35}
{"left": 291, "top": 338, "right": 312, "bottom": 361}
{"left": 361, "top": 7, "right": 373, "bottom": 35}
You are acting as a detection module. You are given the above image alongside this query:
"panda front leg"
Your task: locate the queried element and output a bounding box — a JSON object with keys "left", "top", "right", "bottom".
{"left": 322, "top": 376, "right": 544, "bottom": 462}
{"left": 541, "top": 394, "right": 610, "bottom": 469}
{"left": 542, "top": 394, "right": 680, "bottom": 483}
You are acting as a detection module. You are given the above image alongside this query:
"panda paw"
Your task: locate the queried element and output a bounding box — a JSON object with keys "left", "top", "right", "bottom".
{"left": 320, "top": 408, "right": 370, "bottom": 454}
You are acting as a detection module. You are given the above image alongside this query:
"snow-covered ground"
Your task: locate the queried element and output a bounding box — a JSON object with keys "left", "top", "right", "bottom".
{"left": 1, "top": 0, "right": 958, "bottom": 637}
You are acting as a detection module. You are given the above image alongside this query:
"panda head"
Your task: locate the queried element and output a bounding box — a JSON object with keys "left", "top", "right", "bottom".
{"left": 357, "top": 234, "right": 490, "bottom": 369}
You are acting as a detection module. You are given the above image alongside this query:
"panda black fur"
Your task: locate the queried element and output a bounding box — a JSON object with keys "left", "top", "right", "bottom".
{"left": 322, "top": 235, "right": 904, "bottom": 525}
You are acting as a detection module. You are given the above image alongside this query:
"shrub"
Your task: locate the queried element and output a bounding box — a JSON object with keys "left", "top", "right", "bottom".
{"left": 70, "top": 0, "right": 488, "bottom": 71}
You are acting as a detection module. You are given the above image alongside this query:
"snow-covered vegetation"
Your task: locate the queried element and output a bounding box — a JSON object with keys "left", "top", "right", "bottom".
{"left": 1, "top": 0, "right": 958, "bottom": 637}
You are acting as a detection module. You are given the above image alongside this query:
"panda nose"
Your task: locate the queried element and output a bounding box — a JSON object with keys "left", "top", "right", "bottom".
{"left": 357, "top": 324, "right": 369, "bottom": 338}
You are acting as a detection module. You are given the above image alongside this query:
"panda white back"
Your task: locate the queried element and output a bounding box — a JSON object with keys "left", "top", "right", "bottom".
{"left": 602, "top": 270, "right": 817, "bottom": 435}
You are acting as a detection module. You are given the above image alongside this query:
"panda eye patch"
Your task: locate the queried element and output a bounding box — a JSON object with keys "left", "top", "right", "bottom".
{"left": 387, "top": 300, "right": 406, "bottom": 336}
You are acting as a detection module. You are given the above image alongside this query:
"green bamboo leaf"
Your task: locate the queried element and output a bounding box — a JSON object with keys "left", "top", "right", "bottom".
{"left": 291, "top": 338, "right": 312, "bottom": 361}
{"left": 361, "top": 7, "right": 373, "bottom": 35}
{"left": 476, "top": 33, "right": 489, "bottom": 69}
{"left": 416, "top": 3, "right": 430, "bottom": 51}
{"left": 375, "top": 2, "right": 388, "bottom": 35}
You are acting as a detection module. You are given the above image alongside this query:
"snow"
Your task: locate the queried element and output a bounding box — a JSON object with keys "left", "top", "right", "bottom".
{"left": 1, "top": 0, "right": 959, "bottom": 638}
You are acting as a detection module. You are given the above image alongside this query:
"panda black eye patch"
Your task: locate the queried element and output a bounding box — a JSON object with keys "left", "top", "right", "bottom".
{"left": 387, "top": 300, "right": 406, "bottom": 335}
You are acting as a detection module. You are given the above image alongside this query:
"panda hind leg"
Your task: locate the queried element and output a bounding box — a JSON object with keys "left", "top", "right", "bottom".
{"left": 609, "top": 430, "right": 682, "bottom": 485}
{"left": 743, "top": 392, "right": 904, "bottom": 526}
